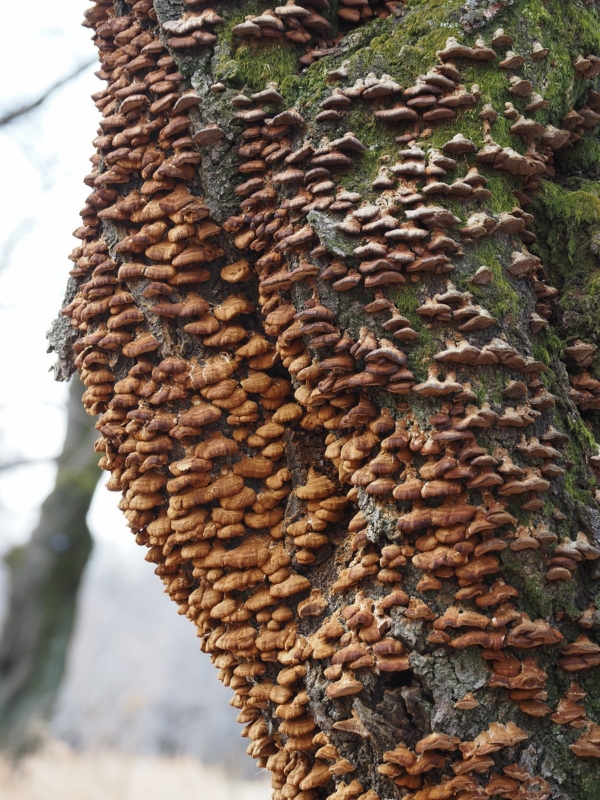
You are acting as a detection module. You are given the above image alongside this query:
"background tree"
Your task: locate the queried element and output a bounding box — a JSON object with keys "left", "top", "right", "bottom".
{"left": 0, "top": 377, "right": 100, "bottom": 754}
{"left": 51, "top": 1, "right": 600, "bottom": 799}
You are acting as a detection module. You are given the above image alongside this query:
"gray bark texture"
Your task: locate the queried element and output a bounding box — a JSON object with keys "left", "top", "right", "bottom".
{"left": 0, "top": 377, "right": 100, "bottom": 753}
{"left": 50, "top": 1, "right": 600, "bottom": 798}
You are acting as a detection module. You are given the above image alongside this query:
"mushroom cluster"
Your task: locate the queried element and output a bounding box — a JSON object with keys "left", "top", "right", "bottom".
{"left": 336, "top": 0, "right": 398, "bottom": 26}
{"left": 234, "top": 3, "right": 330, "bottom": 40}
{"left": 161, "top": 7, "right": 223, "bottom": 50}
{"left": 231, "top": 1, "right": 399, "bottom": 68}
{"left": 58, "top": 4, "right": 600, "bottom": 798}
{"left": 570, "top": 371, "right": 600, "bottom": 412}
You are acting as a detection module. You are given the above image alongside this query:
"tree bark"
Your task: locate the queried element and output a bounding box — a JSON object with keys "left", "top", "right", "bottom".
{"left": 50, "top": 1, "right": 600, "bottom": 798}
{"left": 0, "top": 377, "right": 100, "bottom": 754}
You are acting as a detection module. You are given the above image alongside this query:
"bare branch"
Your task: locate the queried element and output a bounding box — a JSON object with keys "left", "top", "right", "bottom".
{"left": 0, "top": 60, "right": 95, "bottom": 128}
{"left": 0, "top": 458, "right": 53, "bottom": 473}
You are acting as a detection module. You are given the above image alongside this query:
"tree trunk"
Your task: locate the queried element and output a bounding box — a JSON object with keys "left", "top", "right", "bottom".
{"left": 0, "top": 377, "right": 99, "bottom": 753}
{"left": 50, "top": 1, "right": 600, "bottom": 798}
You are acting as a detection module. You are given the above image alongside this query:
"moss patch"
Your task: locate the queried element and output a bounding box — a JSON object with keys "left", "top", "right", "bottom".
{"left": 212, "top": 2, "right": 302, "bottom": 94}
{"left": 471, "top": 367, "right": 507, "bottom": 407}
{"left": 393, "top": 284, "right": 439, "bottom": 381}
{"left": 530, "top": 181, "right": 600, "bottom": 358}
{"left": 533, "top": 181, "right": 600, "bottom": 267}
{"left": 461, "top": 238, "right": 522, "bottom": 322}
{"left": 496, "top": 0, "right": 600, "bottom": 124}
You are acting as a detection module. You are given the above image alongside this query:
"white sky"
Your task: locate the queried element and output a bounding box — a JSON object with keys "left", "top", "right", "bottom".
{"left": 0, "top": 0, "right": 135, "bottom": 556}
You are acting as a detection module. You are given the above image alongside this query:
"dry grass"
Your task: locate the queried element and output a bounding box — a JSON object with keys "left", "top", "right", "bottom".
{"left": 0, "top": 741, "right": 270, "bottom": 800}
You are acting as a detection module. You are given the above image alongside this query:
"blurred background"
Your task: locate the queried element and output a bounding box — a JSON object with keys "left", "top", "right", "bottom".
{"left": 0, "top": 1, "right": 269, "bottom": 796}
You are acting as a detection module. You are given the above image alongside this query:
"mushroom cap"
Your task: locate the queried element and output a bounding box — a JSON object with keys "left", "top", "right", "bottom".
{"left": 454, "top": 692, "right": 480, "bottom": 710}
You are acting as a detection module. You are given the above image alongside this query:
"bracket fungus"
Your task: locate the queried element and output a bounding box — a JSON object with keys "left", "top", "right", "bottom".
{"left": 55, "top": 2, "right": 600, "bottom": 797}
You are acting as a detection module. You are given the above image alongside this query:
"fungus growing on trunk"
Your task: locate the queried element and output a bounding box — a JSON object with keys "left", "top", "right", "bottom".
{"left": 53, "top": 1, "right": 600, "bottom": 796}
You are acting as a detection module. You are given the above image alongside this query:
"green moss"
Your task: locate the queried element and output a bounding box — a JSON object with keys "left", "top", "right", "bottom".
{"left": 500, "top": 547, "right": 585, "bottom": 624}
{"left": 471, "top": 368, "right": 508, "bottom": 407}
{"left": 295, "top": 58, "right": 330, "bottom": 106}
{"left": 465, "top": 239, "right": 522, "bottom": 321}
{"left": 507, "top": 501, "right": 533, "bottom": 529}
{"left": 213, "top": 0, "right": 600, "bottom": 149}
{"left": 363, "top": 0, "right": 600, "bottom": 161}
{"left": 472, "top": 383, "right": 487, "bottom": 405}
{"left": 559, "top": 280, "right": 600, "bottom": 349}
{"left": 555, "top": 579, "right": 585, "bottom": 621}
{"left": 543, "top": 327, "right": 567, "bottom": 358}
{"left": 449, "top": 63, "right": 525, "bottom": 152}
{"left": 533, "top": 342, "right": 551, "bottom": 368}
{"left": 212, "top": 2, "right": 301, "bottom": 94}
{"left": 559, "top": 137, "right": 600, "bottom": 178}
{"left": 334, "top": 106, "right": 398, "bottom": 196}
{"left": 483, "top": 172, "right": 521, "bottom": 215}
{"left": 529, "top": 181, "right": 600, "bottom": 358}
{"left": 337, "top": 293, "right": 375, "bottom": 340}
{"left": 235, "top": 41, "right": 301, "bottom": 92}
{"left": 407, "top": 335, "right": 438, "bottom": 382}
{"left": 535, "top": 181, "right": 600, "bottom": 266}
{"left": 497, "top": 0, "right": 600, "bottom": 124}
{"left": 564, "top": 440, "right": 596, "bottom": 508}
{"left": 394, "top": 283, "right": 421, "bottom": 319}
{"left": 500, "top": 547, "right": 570, "bottom": 621}
{"left": 520, "top": 571, "right": 553, "bottom": 619}
{"left": 565, "top": 413, "right": 597, "bottom": 453}
{"left": 368, "top": 0, "right": 464, "bottom": 88}
{"left": 580, "top": 775, "right": 600, "bottom": 800}
{"left": 393, "top": 284, "right": 439, "bottom": 381}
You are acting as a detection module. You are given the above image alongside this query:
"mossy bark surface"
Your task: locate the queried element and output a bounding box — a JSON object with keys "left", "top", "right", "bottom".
{"left": 52, "top": 1, "right": 600, "bottom": 798}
